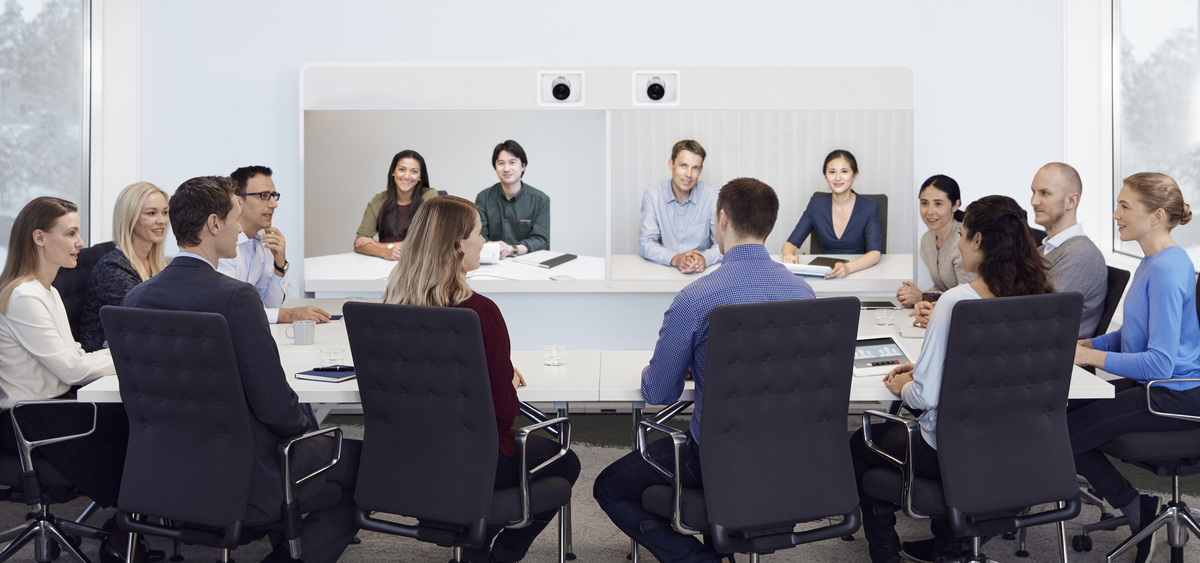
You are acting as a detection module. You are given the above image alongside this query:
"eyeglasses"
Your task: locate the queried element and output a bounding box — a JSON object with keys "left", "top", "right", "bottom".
{"left": 237, "top": 192, "right": 281, "bottom": 201}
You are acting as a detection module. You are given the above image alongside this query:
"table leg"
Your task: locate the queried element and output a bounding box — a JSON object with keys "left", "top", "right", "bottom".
{"left": 630, "top": 401, "right": 644, "bottom": 563}
{"left": 555, "top": 402, "right": 576, "bottom": 560}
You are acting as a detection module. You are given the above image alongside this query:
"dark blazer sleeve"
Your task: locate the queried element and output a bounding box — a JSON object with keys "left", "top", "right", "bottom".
{"left": 224, "top": 284, "right": 313, "bottom": 438}
{"left": 80, "top": 253, "right": 141, "bottom": 352}
{"left": 863, "top": 201, "right": 883, "bottom": 253}
{"left": 786, "top": 199, "right": 817, "bottom": 248}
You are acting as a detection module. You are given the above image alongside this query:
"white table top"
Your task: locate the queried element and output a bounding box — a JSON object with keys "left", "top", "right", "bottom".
{"left": 597, "top": 309, "right": 1115, "bottom": 403}
{"left": 305, "top": 252, "right": 916, "bottom": 296}
{"left": 304, "top": 252, "right": 606, "bottom": 294}
{"left": 78, "top": 309, "right": 1114, "bottom": 406}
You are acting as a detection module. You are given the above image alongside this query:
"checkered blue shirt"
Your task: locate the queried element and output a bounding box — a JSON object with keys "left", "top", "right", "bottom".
{"left": 640, "top": 244, "right": 816, "bottom": 442}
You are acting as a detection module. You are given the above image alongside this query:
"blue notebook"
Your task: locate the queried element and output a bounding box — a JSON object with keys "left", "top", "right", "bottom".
{"left": 295, "top": 367, "right": 356, "bottom": 383}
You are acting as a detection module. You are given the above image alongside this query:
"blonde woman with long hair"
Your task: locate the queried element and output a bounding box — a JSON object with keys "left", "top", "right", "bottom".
{"left": 381, "top": 196, "right": 580, "bottom": 563}
{"left": 0, "top": 197, "right": 127, "bottom": 513}
{"left": 79, "top": 182, "right": 169, "bottom": 351}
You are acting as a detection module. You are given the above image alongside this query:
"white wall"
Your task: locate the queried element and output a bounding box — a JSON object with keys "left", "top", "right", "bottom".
{"left": 104, "top": 0, "right": 1066, "bottom": 349}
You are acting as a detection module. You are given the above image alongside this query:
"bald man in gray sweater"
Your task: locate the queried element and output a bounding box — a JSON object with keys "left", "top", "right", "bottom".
{"left": 1031, "top": 163, "right": 1108, "bottom": 338}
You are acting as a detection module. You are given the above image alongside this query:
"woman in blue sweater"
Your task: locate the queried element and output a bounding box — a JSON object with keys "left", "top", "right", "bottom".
{"left": 1071, "top": 172, "right": 1199, "bottom": 562}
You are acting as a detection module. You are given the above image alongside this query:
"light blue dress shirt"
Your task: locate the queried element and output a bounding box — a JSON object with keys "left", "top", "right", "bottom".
{"left": 640, "top": 244, "right": 815, "bottom": 442}
{"left": 638, "top": 180, "right": 722, "bottom": 267}
{"left": 216, "top": 231, "right": 290, "bottom": 323}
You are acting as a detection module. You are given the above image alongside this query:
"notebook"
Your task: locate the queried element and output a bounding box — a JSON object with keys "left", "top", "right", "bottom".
{"left": 513, "top": 250, "right": 577, "bottom": 269}
{"left": 807, "top": 256, "right": 845, "bottom": 268}
{"left": 783, "top": 262, "right": 832, "bottom": 277}
{"left": 295, "top": 367, "right": 357, "bottom": 383}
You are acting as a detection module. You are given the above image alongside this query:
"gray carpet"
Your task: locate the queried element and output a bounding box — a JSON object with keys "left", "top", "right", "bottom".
{"left": 3, "top": 427, "right": 1197, "bottom": 562}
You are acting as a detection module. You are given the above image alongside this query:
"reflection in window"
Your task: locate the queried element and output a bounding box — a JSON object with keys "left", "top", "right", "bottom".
{"left": 0, "top": 0, "right": 89, "bottom": 259}
{"left": 1116, "top": 0, "right": 1199, "bottom": 264}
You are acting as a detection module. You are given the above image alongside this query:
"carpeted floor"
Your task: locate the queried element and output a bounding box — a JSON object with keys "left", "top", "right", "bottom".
{"left": 2, "top": 419, "right": 1197, "bottom": 562}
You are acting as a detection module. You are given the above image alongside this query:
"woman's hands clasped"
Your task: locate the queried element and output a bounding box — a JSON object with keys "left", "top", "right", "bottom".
{"left": 883, "top": 362, "right": 915, "bottom": 395}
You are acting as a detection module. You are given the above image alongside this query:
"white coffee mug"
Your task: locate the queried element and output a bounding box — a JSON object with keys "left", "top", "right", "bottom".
{"left": 286, "top": 320, "right": 316, "bottom": 346}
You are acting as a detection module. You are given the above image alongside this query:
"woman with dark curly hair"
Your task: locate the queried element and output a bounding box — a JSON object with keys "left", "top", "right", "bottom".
{"left": 849, "top": 195, "right": 1053, "bottom": 563}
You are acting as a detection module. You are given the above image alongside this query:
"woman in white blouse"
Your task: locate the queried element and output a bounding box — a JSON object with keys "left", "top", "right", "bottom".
{"left": 0, "top": 197, "right": 126, "bottom": 511}
{"left": 850, "top": 195, "right": 1055, "bottom": 563}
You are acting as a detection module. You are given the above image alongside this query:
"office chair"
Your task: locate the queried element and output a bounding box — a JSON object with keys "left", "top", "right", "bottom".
{"left": 638, "top": 297, "right": 862, "bottom": 562}
{"left": 809, "top": 192, "right": 888, "bottom": 254}
{"left": 0, "top": 401, "right": 109, "bottom": 563}
{"left": 1029, "top": 228, "right": 1048, "bottom": 249}
{"left": 861, "top": 293, "right": 1084, "bottom": 563}
{"left": 51, "top": 241, "right": 116, "bottom": 342}
{"left": 101, "top": 307, "right": 342, "bottom": 563}
{"left": 344, "top": 302, "right": 575, "bottom": 563}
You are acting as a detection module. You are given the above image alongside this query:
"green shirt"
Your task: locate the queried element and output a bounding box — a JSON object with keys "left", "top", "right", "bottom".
{"left": 356, "top": 187, "right": 439, "bottom": 240}
{"left": 475, "top": 182, "right": 551, "bottom": 252}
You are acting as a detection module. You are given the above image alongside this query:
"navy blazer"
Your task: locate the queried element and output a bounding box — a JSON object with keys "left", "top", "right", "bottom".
{"left": 786, "top": 192, "right": 883, "bottom": 254}
{"left": 122, "top": 256, "right": 326, "bottom": 518}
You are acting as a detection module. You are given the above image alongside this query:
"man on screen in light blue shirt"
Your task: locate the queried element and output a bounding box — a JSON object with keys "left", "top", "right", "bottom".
{"left": 638, "top": 139, "right": 722, "bottom": 273}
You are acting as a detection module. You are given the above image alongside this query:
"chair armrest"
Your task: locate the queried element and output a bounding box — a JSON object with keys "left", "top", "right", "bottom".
{"left": 861, "top": 409, "right": 931, "bottom": 520}
{"left": 1146, "top": 379, "right": 1200, "bottom": 423}
{"left": 636, "top": 419, "right": 703, "bottom": 536}
{"left": 518, "top": 401, "right": 558, "bottom": 437}
{"left": 648, "top": 401, "right": 694, "bottom": 425}
{"left": 507, "top": 417, "right": 572, "bottom": 529}
{"left": 10, "top": 400, "right": 97, "bottom": 473}
{"left": 277, "top": 426, "right": 342, "bottom": 559}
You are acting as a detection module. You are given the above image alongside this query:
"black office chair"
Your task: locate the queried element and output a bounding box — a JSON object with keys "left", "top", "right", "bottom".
{"left": 0, "top": 401, "right": 109, "bottom": 563}
{"left": 101, "top": 307, "right": 342, "bottom": 563}
{"left": 1094, "top": 266, "right": 1131, "bottom": 339}
{"left": 343, "top": 302, "right": 574, "bottom": 563}
{"left": 1029, "top": 228, "right": 1048, "bottom": 249}
{"left": 51, "top": 240, "right": 116, "bottom": 342}
{"left": 810, "top": 192, "right": 888, "bottom": 254}
{"left": 861, "top": 293, "right": 1084, "bottom": 563}
{"left": 638, "top": 297, "right": 862, "bottom": 562}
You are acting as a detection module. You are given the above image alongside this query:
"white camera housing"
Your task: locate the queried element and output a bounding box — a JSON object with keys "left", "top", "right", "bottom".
{"left": 633, "top": 71, "right": 680, "bottom": 106}
{"left": 537, "top": 71, "right": 584, "bottom": 106}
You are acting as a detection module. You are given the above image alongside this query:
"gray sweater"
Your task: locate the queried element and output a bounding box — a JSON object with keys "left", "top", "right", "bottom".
{"left": 919, "top": 220, "right": 978, "bottom": 293}
{"left": 1041, "top": 235, "right": 1107, "bottom": 338}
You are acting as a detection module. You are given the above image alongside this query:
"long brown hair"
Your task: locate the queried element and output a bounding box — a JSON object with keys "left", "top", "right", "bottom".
{"left": 379, "top": 150, "right": 431, "bottom": 241}
{"left": 382, "top": 196, "right": 477, "bottom": 307}
{"left": 0, "top": 197, "right": 78, "bottom": 313}
{"left": 961, "top": 195, "right": 1054, "bottom": 298}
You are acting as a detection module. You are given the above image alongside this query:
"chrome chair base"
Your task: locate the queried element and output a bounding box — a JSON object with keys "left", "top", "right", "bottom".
{"left": 0, "top": 506, "right": 106, "bottom": 563}
{"left": 1106, "top": 501, "right": 1200, "bottom": 563}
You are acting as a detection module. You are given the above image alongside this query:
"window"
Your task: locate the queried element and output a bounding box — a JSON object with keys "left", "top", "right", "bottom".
{"left": 0, "top": 0, "right": 90, "bottom": 258}
{"left": 1114, "top": 0, "right": 1200, "bottom": 263}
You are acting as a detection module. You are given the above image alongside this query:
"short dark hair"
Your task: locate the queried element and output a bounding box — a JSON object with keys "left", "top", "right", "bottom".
{"left": 716, "top": 178, "right": 779, "bottom": 240}
{"left": 230, "top": 166, "right": 272, "bottom": 191}
{"left": 170, "top": 176, "right": 237, "bottom": 248}
{"left": 492, "top": 140, "right": 528, "bottom": 178}
{"left": 670, "top": 140, "right": 706, "bottom": 163}
{"left": 823, "top": 149, "right": 859, "bottom": 175}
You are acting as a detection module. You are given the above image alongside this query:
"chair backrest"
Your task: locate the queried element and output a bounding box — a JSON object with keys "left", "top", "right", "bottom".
{"left": 1029, "top": 227, "right": 1047, "bottom": 248}
{"left": 344, "top": 301, "right": 498, "bottom": 527}
{"left": 101, "top": 306, "right": 255, "bottom": 528}
{"left": 1094, "top": 266, "right": 1131, "bottom": 338}
{"left": 810, "top": 193, "right": 887, "bottom": 254}
{"left": 936, "top": 293, "right": 1083, "bottom": 517}
{"left": 1195, "top": 274, "right": 1198, "bottom": 327}
{"left": 699, "top": 297, "right": 861, "bottom": 531}
{"left": 52, "top": 241, "right": 116, "bottom": 342}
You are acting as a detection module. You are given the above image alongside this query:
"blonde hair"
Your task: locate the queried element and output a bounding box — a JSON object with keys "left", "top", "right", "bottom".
{"left": 382, "top": 196, "right": 477, "bottom": 307}
{"left": 113, "top": 182, "right": 170, "bottom": 281}
{"left": 0, "top": 198, "right": 77, "bottom": 314}
{"left": 1124, "top": 172, "right": 1193, "bottom": 230}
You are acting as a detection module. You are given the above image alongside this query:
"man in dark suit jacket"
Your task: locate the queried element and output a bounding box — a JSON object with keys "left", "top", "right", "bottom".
{"left": 123, "top": 176, "right": 360, "bottom": 563}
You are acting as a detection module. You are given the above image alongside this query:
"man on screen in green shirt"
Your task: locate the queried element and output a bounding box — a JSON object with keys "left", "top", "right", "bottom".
{"left": 475, "top": 139, "right": 551, "bottom": 258}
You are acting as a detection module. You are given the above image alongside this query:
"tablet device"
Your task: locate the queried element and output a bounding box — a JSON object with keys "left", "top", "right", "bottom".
{"left": 853, "top": 335, "right": 916, "bottom": 377}
{"left": 860, "top": 301, "right": 897, "bottom": 309}
{"left": 808, "top": 256, "right": 845, "bottom": 268}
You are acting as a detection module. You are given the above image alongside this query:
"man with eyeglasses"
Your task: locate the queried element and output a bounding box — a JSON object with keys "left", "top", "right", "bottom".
{"left": 220, "top": 166, "right": 329, "bottom": 323}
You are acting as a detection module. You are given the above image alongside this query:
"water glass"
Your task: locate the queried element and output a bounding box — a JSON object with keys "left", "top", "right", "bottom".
{"left": 321, "top": 348, "right": 345, "bottom": 366}
{"left": 874, "top": 308, "right": 896, "bottom": 327}
{"left": 543, "top": 346, "right": 566, "bottom": 366}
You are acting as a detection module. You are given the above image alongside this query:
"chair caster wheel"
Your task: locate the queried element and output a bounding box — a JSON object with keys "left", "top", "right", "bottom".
{"left": 841, "top": 535, "right": 855, "bottom": 541}
{"left": 565, "top": 553, "right": 576, "bottom": 560}
{"left": 1099, "top": 513, "right": 1114, "bottom": 521}
{"left": 626, "top": 553, "right": 632, "bottom": 560}
{"left": 349, "top": 536, "right": 361, "bottom": 545}
{"left": 1071, "top": 534, "right": 1092, "bottom": 552}
{"left": 1002, "top": 531, "right": 1016, "bottom": 540}
{"left": 1015, "top": 550, "right": 1029, "bottom": 557}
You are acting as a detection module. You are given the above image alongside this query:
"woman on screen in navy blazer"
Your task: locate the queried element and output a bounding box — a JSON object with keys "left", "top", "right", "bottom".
{"left": 381, "top": 195, "right": 580, "bottom": 563}
{"left": 781, "top": 149, "right": 883, "bottom": 278}
{"left": 850, "top": 196, "right": 1053, "bottom": 563}
{"left": 1070, "top": 173, "right": 1200, "bottom": 561}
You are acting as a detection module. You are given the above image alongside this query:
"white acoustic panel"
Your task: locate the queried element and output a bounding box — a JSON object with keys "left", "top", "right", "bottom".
{"left": 611, "top": 109, "right": 915, "bottom": 256}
